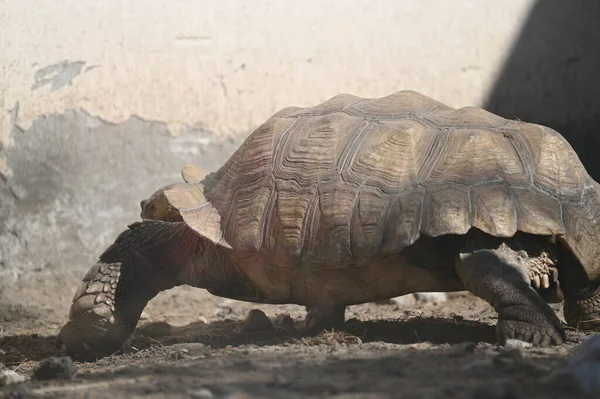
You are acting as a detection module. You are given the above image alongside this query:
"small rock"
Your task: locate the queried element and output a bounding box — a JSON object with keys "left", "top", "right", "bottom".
{"left": 414, "top": 292, "right": 448, "bottom": 304}
{"left": 139, "top": 311, "right": 150, "bottom": 320}
{"left": 390, "top": 294, "right": 417, "bottom": 308}
{"left": 0, "top": 370, "right": 26, "bottom": 386}
{"left": 188, "top": 388, "right": 215, "bottom": 398}
{"left": 198, "top": 316, "right": 209, "bottom": 324}
{"left": 505, "top": 339, "right": 533, "bottom": 349}
{"left": 273, "top": 313, "right": 296, "bottom": 334}
{"left": 544, "top": 335, "right": 600, "bottom": 394}
{"left": 542, "top": 369, "right": 582, "bottom": 393}
{"left": 32, "top": 356, "right": 77, "bottom": 381}
{"left": 240, "top": 309, "right": 274, "bottom": 333}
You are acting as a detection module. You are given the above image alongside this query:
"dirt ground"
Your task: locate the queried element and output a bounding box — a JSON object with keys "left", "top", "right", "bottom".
{"left": 0, "top": 273, "right": 595, "bottom": 399}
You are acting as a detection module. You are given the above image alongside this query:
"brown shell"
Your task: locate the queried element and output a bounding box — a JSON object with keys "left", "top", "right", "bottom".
{"left": 168, "top": 90, "right": 600, "bottom": 281}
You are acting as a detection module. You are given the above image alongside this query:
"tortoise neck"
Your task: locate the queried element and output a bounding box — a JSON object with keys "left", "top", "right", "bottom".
{"left": 181, "top": 243, "right": 265, "bottom": 302}
{"left": 122, "top": 224, "right": 264, "bottom": 302}
{"left": 178, "top": 239, "right": 236, "bottom": 289}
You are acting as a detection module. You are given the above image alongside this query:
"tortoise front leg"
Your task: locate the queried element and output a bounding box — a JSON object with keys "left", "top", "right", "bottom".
{"left": 57, "top": 221, "right": 192, "bottom": 360}
{"left": 456, "top": 247, "right": 565, "bottom": 346}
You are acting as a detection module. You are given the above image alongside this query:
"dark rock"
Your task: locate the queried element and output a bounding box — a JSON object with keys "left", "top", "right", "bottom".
{"left": 32, "top": 356, "right": 76, "bottom": 380}
{"left": 273, "top": 313, "right": 296, "bottom": 334}
{"left": 544, "top": 335, "right": 600, "bottom": 394}
{"left": 240, "top": 309, "right": 274, "bottom": 333}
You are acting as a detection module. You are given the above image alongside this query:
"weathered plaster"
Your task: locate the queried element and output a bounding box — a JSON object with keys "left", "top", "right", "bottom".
{"left": 1, "top": 0, "right": 534, "bottom": 147}
{"left": 0, "top": 111, "right": 244, "bottom": 280}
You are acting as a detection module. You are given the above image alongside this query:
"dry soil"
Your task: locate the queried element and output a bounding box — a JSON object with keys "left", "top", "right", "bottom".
{"left": 0, "top": 274, "right": 594, "bottom": 399}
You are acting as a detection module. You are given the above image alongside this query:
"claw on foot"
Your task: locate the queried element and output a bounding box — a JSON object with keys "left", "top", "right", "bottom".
{"left": 58, "top": 220, "right": 186, "bottom": 360}
{"left": 57, "top": 262, "right": 136, "bottom": 361}
{"left": 496, "top": 319, "right": 565, "bottom": 347}
{"left": 57, "top": 317, "right": 128, "bottom": 361}
{"left": 527, "top": 252, "right": 558, "bottom": 292}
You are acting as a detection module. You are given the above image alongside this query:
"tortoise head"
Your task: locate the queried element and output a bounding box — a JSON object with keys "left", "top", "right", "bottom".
{"left": 140, "top": 183, "right": 185, "bottom": 222}
{"left": 140, "top": 163, "right": 210, "bottom": 222}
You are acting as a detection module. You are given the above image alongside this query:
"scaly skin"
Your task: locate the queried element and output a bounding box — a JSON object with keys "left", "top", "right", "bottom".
{"left": 138, "top": 184, "right": 350, "bottom": 334}
{"left": 456, "top": 246, "right": 566, "bottom": 346}
{"left": 57, "top": 185, "right": 600, "bottom": 359}
{"left": 57, "top": 221, "right": 187, "bottom": 360}
{"left": 57, "top": 219, "right": 346, "bottom": 360}
{"left": 564, "top": 294, "right": 600, "bottom": 330}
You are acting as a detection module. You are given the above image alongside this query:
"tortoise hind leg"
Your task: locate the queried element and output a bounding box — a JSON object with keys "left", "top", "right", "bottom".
{"left": 555, "top": 244, "right": 600, "bottom": 331}
{"left": 456, "top": 245, "right": 565, "bottom": 346}
{"left": 303, "top": 305, "right": 346, "bottom": 332}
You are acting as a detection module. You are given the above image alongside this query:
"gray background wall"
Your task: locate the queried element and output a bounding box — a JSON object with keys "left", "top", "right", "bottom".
{"left": 1, "top": 0, "right": 599, "bottom": 281}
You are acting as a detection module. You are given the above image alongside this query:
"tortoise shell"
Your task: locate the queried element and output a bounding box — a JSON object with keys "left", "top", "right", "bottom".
{"left": 165, "top": 90, "right": 600, "bottom": 284}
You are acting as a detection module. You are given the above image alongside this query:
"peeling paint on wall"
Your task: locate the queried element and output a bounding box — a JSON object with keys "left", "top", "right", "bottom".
{"left": 31, "top": 61, "right": 87, "bottom": 91}
{"left": 0, "top": 110, "right": 245, "bottom": 280}
{"left": 1, "top": 0, "right": 534, "bottom": 147}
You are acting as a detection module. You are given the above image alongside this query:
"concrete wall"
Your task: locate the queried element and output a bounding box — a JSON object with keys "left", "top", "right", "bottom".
{"left": 485, "top": 0, "right": 600, "bottom": 180}
{"left": 1, "top": 0, "right": 598, "bottom": 281}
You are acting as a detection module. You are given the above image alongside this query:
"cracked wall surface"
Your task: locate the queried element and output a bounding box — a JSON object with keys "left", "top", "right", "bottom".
{"left": 2, "top": 0, "right": 598, "bottom": 281}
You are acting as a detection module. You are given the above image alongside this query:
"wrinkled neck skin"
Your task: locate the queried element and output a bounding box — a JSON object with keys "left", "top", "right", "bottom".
{"left": 175, "top": 238, "right": 233, "bottom": 288}
{"left": 100, "top": 221, "right": 233, "bottom": 295}
{"left": 176, "top": 237, "right": 264, "bottom": 303}
{"left": 111, "top": 222, "right": 252, "bottom": 300}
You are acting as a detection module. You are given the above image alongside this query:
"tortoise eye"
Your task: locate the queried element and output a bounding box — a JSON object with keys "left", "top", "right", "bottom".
{"left": 140, "top": 200, "right": 157, "bottom": 218}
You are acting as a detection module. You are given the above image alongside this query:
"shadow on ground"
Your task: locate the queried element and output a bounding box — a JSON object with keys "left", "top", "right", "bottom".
{"left": 132, "top": 316, "right": 496, "bottom": 351}
{"left": 3, "top": 333, "right": 582, "bottom": 399}
{"left": 0, "top": 316, "right": 496, "bottom": 366}
{"left": 485, "top": 0, "right": 600, "bottom": 179}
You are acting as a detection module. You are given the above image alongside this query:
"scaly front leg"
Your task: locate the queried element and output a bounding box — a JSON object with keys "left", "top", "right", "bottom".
{"left": 57, "top": 221, "right": 196, "bottom": 360}
{"left": 456, "top": 246, "right": 565, "bottom": 346}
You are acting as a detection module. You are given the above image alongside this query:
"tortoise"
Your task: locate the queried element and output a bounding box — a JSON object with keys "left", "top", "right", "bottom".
{"left": 58, "top": 90, "right": 600, "bottom": 359}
